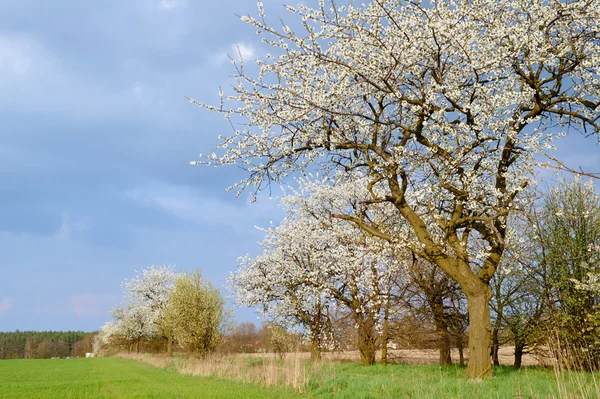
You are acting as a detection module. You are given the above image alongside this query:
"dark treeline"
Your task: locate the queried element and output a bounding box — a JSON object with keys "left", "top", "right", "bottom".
{"left": 0, "top": 331, "right": 96, "bottom": 359}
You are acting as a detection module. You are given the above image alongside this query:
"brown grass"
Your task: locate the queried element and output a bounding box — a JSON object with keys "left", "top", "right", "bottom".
{"left": 117, "top": 351, "right": 319, "bottom": 392}
{"left": 116, "top": 347, "right": 598, "bottom": 398}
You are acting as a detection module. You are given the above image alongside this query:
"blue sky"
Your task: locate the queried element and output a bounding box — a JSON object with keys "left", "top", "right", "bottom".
{"left": 0, "top": 0, "right": 598, "bottom": 332}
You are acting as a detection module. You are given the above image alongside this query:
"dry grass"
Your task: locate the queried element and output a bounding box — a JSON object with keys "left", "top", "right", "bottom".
{"left": 116, "top": 345, "right": 540, "bottom": 391}
{"left": 117, "top": 351, "right": 319, "bottom": 392}
{"left": 116, "top": 346, "right": 539, "bottom": 396}
{"left": 546, "top": 336, "right": 600, "bottom": 399}
{"left": 116, "top": 349, "right": 600, "bottom": 398}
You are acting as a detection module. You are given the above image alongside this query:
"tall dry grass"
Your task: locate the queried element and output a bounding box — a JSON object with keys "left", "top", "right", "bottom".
{"left": 542, "top": 331, "right": 600, "bottom": 399}
{"left": 117, "top": 351, "right": 322, "bottom": 392}
{"left": 116, "top": 345, "right": 600, "bottom": 398}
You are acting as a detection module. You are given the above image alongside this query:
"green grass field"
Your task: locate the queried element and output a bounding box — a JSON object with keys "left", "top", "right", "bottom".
{"left": 0, "top": 357, "right": 302, "bottom": 399}
{"left": 310, "top": 362, "right": 599, "bottom": 398}
{"left": 1, "top": 357, "right": 599, "bottom": 398}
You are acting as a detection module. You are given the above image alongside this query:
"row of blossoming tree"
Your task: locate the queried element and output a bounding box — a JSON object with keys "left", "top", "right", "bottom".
{"left": 191, "top": 0, "right": 600, "bottom": 379}
{"left": 95, "top": 266, "right": 227, "bottom": 357}
{"left": 230, "top": 176, "right": 600, "bottom": 371}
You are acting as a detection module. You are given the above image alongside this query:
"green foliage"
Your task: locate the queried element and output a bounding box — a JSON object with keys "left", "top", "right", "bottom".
{"left": 0, "top": 331, "right": 89, "bottom": 359}
{"left": 530, "top": 178, "right": 600, "bottom": 369}
{"left": 163, "top": 270, "right": 228, "bottom": 356}
{"left": 0, "top": 357, "right": 301, "bottom": 399}
{"left": 264, "top": 325, "right": 291, "bottom": 359}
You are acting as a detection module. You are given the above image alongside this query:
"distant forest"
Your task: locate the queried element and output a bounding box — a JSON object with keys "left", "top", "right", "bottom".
{"left": 0, "top": 331, "right": 96, "bottom": 359}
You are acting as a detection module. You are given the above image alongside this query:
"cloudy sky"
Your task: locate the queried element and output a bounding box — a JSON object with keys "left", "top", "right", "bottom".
{"left": 0, "top": 0, "right": 292, "bottom": 331}
{"left": 0, "top": 0, "right": 598, "bottom": 332}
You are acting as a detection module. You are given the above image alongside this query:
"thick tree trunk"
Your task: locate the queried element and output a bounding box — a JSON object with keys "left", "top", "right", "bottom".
{"left": 432, "top": 297, "right": 452, "bottom": 366}
{"left": 167, "top": 336, "right": 173, "bottom": 357}
{"left": 356, "top": 317, "right": 376, "bottom": 365}
{"left": 466, "top": 288, "right": 493, "bottom": 380}
{"left": 310, "top": 336, "right": 321, "bottom": 361}
{"left": 514, "top": 344, "right": 523, "bottom": 369}
{"left": 135, "top": 339, "right": 140, "bottom": 354}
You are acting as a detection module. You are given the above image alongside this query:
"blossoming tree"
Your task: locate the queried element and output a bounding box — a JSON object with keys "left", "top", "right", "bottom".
{"left": 109, "top": 303, "right": 155, "bottom": 353}
{"left": 193, "top": 0, "right": 600, "bottom": 378}
{"left": 231, "top": 176, "right": 409, "bottom": 364}
{"left": 231, "top": 218, "right": 337, "bottom": 361}
{"left": 100, "top": 265, "right": 179, "bottom": 354}
{"left": 123, "top": 265, "right": 180, "bottom": 355}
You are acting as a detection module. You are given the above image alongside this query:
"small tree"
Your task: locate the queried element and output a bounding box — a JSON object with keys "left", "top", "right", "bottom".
{"left": 406, "top": 258, "right": 464, "bottom": 367}
{"left": 264, "top": 324, "right": 292, "bottom": 360}
{"left": 163, "top": 271, "right": 228, "bottom": 357}
{"left": 231, "top": 218, "right": 337, "bottom": 362}
{"left": 488, "top": 215, "right": 539, "bottom": 367}
{"left": 529, "top": 179, "right": 600, "bottom": 370}
{"left": 110, "top": 303, "right": 155, "bottom": 353}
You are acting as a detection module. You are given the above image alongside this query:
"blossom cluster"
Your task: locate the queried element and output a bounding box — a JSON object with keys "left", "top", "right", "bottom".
{"left": 97, "top": 265, "right": 180, "bottom": 348}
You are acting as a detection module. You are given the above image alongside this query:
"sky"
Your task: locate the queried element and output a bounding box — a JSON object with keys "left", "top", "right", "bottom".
{"left": 0, "top": 0, "right": 598, "bottom": 332}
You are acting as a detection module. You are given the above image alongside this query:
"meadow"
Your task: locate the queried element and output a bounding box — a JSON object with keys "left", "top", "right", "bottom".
{"left": 0, "top": 357, "right": 301, "bottom": 399}
{"left": 1, "top": 355, "right": 599, "bottom": 398}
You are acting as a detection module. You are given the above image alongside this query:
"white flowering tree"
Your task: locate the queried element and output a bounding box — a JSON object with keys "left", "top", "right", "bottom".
{"left": 99, "top": 265, "right": 179, "bottom": 355}
{"left": 231, "top": 221, "right": 335, "bottom": 361}
{"left": 94, "top": 322, "right": 118, "bottom": 356}
{"left": 192, "top": 0, "right": 600, "bottom": 378}
{"left": 123, "top": 264, "right": 178, "bottom": 311}
{"left": 109, "top": 303, "right": 155, "bottom": 353}
{"left": 232, "top": 176, "right": 409, "bottom": 365}
{"left": 123, "top": 265, "right": 180, "bottom": 355}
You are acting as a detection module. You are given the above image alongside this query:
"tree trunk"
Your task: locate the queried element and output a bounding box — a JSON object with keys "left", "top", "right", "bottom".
{"left": 167, "top": 336, "right": 173, "bottom": 357}
{"left": 432, "top": 297, "right": 452, "bottom": 366}
{"left": 356, "top": 317, "right": 376, "bottom": 365}
{"left": 381, "top": 302, "right": 391, "bottom": 366}
{"left": 135, "top": 339, "right": 140, "bottom": 354}
{"left": 438, "top": 327, "right": 452, "bottom": 366}
{"left": 514, "top": 344, "right": 523, "bottom": 369}
{"left": 310, "top": 336, "right": 321, "bottom": 361}
{"left": 457, "top": 335, "right": 465, "bottom": 366}
{"left": 492, "top": 306, "right": 503, "bottom": 366}
{"left": 466, "top": 287, "right": 493, "bottom": 379}
{"left": 491, "top": 325, "right": 500, "bottom": 366}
